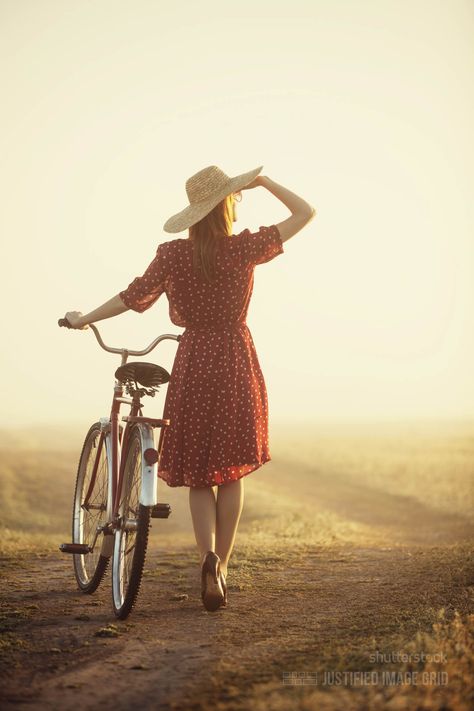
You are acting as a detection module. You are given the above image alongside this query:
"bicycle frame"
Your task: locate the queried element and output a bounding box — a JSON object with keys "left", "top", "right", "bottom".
{"left": 80, "top": 324, "right": 180, "bottom": 547}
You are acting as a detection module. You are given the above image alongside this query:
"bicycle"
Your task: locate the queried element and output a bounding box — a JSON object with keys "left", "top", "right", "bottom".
{"left": 57, "top": 317, "right": 180, "bottom": 619}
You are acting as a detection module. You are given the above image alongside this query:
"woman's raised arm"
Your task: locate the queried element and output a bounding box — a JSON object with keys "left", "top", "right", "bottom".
{"left": 243, "top": 175, "right": 316, "bottom": 243}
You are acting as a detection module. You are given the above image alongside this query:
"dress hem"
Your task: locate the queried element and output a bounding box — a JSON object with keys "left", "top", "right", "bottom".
{"left": 157, "top": 456, "right": 272, "bottom": 488}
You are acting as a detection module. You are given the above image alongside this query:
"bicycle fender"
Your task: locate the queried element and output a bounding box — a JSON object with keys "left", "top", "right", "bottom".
{"left": 100, "top": 417, "right": 123, "bottom": 523}
{"left": 135, "top": 423, "right": 159, "bottom": 506}
{"left": 103, "top": 429, "right": 115, "bottom": 523}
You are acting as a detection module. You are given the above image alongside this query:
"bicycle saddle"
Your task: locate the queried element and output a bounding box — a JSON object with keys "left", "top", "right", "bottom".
{"left": 115, "top": 361, "right": 170, "bottom": 388}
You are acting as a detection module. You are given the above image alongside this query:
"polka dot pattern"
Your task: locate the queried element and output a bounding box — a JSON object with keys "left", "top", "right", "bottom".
{"left": 119, "top": 224, "right": 284, "bottom": 487}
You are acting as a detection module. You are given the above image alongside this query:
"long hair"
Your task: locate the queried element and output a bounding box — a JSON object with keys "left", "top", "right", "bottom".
{"left": 189, "top": 193, "right": 234, "bottom": 283}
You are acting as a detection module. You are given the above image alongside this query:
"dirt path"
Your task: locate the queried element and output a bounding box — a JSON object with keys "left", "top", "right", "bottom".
{"left": 1, "top": 435, "right": 474, "bottom": 710}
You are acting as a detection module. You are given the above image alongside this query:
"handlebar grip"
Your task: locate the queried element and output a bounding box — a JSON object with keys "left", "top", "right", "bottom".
{"left": 58, "top": 317, "right": 72, "bottom": 328}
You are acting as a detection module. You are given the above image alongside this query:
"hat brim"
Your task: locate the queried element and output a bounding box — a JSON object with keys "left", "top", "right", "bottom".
{"left": 163, "top": 165, "right": 264, "bottom": 233}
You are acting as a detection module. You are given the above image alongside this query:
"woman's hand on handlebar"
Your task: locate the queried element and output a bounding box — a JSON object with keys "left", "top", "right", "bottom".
{"left": 62, "top": 311, "right": 89, "bottom": 329}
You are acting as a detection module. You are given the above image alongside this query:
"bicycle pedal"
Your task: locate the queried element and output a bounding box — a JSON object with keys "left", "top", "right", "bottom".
{"left": 59, "top": 543, "right": 91, "bottom": 554}
{"left": 150, "top": 503, "right": 172, "bottom": 519}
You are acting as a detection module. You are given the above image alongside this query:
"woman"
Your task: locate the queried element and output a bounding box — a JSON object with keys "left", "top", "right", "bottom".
{"left": 64, "top": 164, "right": 316, "bottom": 612}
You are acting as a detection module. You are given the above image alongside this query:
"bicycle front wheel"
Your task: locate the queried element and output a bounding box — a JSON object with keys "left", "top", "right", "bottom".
{"left": 72, "top": 422, "right": 110, "bottom": 593}
{"left": 112, "top": 425, "right": 151, "bottom": 619}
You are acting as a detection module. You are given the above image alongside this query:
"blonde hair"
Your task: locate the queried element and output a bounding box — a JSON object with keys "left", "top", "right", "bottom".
{"left": 188, "top": 193, "right": 235, "bottom": 283}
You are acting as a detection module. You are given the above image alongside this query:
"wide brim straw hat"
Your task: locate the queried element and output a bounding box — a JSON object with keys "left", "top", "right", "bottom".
{"left": 163, "top": 164, "right": 264, "bottom": 233}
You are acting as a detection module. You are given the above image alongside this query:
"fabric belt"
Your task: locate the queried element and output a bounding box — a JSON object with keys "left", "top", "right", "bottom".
{"left": 184, "top": 321, "right": 247, "bottom": 332}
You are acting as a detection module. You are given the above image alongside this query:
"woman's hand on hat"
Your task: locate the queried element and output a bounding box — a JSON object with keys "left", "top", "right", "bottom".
{"left": 242, "top": 175, "right": 264, "bottom": 190}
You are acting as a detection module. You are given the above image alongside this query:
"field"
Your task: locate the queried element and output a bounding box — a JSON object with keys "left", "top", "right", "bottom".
{"left": 0, "top": 418, "right": 473, "bottom": 710}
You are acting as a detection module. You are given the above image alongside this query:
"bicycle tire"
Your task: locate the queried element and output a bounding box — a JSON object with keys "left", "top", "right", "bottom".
{"left": 112, "top": 425, "right": 151, "bottom": 619}
{"left": 72, "top": 422, "right": 110, "bottom": 593}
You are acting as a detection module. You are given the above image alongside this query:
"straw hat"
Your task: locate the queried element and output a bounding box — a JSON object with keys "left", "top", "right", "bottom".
{"left": 163, "top": 164, "right": 263, "bottom": 233}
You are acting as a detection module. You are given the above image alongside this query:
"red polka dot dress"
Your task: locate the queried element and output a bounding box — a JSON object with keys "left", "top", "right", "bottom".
{"left": 119, "top": 225, "right": 284, "bottom": 488}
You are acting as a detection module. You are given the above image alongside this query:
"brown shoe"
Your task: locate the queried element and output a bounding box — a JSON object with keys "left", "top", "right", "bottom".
{"left": 200, "top": 551, "right": 225, "bottom": 612}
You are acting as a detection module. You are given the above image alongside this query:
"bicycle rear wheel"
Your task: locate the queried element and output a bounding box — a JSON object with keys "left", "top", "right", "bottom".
{"left": 72, "top": 422, "right": 110, "bottom": 593}
{"left": 112, "top": 425, "right": 151, "bottom": 619}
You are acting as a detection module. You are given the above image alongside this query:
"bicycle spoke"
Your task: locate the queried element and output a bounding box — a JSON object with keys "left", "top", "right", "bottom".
{"left": 125, "top": 541, "right": 136, "bottom": 557}
{"left": 80, "top": 437, "right": 108, "bottom": 578}
{"left": 112, "top": 426, "right": 152, "bottom": 619}
{"left": 72, "top": 423, "right": 111, "bottom": 593}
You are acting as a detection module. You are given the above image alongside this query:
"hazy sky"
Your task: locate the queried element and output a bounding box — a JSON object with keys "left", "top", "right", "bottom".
{"left": 1, "top": 0, "right": 473, "bottom": 429}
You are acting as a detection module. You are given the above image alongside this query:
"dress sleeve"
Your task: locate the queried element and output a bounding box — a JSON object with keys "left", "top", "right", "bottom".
{"left": 238, "top": 224, "right": 284, "bottom": 266}
{"left": 119, "top": 243, "right": 169, "bottom": 313}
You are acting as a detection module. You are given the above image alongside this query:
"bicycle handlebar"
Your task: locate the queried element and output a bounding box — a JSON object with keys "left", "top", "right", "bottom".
{"left": 58, "top": 317, "right": 181, "bottom": 355}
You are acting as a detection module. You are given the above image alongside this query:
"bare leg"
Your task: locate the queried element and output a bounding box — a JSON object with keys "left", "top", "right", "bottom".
{"left": 215, "top": 478, "right": 244, "bottom": 576}
{"left": 189, "top": 485, "right": 217, "bottom": 566}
